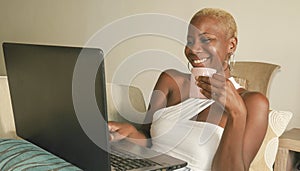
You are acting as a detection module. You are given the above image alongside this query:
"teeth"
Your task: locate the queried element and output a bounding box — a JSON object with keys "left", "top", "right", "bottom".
{"left": 194, "top": 58, "right": 208, "bottom": 64}
{"left": 194, "top": 60, "right": 201, "bottom": 64}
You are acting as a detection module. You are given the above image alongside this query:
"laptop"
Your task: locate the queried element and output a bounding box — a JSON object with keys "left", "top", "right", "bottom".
{"left": 3, "top": 42, "right": 187, "bottom": 171}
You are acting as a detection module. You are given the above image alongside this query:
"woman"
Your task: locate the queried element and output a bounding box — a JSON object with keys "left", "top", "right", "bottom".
{"left": 108, "top": 8, "right": 269, "bottom": 171}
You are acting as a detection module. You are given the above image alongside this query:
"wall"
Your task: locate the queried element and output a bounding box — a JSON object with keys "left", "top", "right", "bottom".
{"left": 0, "top": 0, "right": 300, "bottom": 129}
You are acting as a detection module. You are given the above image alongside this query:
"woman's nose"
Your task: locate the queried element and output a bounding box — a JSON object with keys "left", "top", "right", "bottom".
{"left": 189, "top": 42, "right": 203, "bottom": 54}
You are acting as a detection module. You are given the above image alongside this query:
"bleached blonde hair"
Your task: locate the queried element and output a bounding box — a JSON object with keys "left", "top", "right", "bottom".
{"left": 191, "top": 8, "right": 237, "bottom": 39}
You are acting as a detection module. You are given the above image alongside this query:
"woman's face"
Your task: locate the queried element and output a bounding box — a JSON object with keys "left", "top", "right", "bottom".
{"left": 184, "top": 16, "right": 235, "bottom": 72}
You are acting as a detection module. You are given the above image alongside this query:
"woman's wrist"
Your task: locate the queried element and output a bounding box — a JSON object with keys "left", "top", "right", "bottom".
{"left": 227, "top": 104, "right": 247, "bottom": 120}
{"left": 127, "top": 124, "right": 147, "bottom": 139}
{"left": 126, "top": 125, "right": 149, "bottom": 147}
{"left": 126, "top": 124, "right": 138, "bottom": 137}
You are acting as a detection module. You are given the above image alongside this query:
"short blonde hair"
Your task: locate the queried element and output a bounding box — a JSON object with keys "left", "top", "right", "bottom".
{"left": 191, "top": 8, "right": 237, "bottom": 39}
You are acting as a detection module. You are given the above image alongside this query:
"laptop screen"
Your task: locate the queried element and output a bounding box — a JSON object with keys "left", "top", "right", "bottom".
{"left": 3, "top": 42, "right": 110, "bottom": 171}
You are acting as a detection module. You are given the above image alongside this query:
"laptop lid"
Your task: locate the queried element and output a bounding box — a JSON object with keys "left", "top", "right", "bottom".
{"left": 3, "top": 42, "right": 110, "bottom": 171}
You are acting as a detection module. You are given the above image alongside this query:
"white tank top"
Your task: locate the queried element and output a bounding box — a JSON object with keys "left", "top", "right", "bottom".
{"left": 150, "top": 77, "right": 241, "bottom": 171}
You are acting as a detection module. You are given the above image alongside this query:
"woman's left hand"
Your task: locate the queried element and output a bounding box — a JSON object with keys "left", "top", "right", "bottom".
{"left": 196, "top": 74, "right": 246, "bottom": 115}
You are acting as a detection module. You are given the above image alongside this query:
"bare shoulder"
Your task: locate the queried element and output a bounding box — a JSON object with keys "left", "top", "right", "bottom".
{"left": 161, "top": 69, "right": 189, "bottom": 78}
{"left": 242, "top": 91, "right": 269, "bottom": 111}
{"left": 154, "top": 69, "right": 190, "bottom": 104}
{"left": 156, "top": 69, "right": 189, "bottom": 85}
{"left": 241, "top": 90, "right": 269, "bottom": 122}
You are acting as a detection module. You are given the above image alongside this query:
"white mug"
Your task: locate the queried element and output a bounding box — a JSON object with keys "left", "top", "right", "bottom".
{"left": 189, "top": 67, "right": 217, "bottom": 98}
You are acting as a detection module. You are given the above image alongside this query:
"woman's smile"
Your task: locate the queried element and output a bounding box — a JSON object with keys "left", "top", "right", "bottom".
{"left": 189, "top": 56, "right": 212, "bottom": 67}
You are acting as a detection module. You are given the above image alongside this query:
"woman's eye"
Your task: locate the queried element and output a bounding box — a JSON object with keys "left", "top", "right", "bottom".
{"left": 186, "top": 40, "right": 193, "bottom": 46}
{"left": 200, "top": 38, "right": 210, "bottom": 44}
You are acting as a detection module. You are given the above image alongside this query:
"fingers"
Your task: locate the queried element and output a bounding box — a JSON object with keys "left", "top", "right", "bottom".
{"left": 108, "top": 121, "right": 120, "bottom": 132}
{"left": 108, "top": 121, "right": 122, "bottom": 141}
{"left": 110, "top": 132, "right": 126, "bottom": 142}
{"left": 196, "top": 74, "right": 225, "bottom": 94}
{"left": 107, "top": 121, "right": 135, "bottom": 142}
{"left": 195, "top": 74, "right": 229, "bottom": 104}
{"left": 108, "top": 121, "right": 123, "bottom": 141}
{"left": 211, "top": 73, "right": 226, "bottom": 82}
{"left": 196, "top": 74, "right": 225, "bottom": 88}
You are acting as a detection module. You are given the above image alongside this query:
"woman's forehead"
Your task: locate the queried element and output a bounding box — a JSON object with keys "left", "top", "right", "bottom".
{"left": 188, "top": 16, "right": 225, "bottom": 37}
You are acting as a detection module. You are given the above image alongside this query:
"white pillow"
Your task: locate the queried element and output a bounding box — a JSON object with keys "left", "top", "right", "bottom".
{"left": 249, "top": 110, "right": 293, "bottom": 171}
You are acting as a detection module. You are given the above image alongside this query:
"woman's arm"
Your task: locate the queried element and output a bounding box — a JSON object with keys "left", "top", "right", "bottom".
{"left": 109, "top": 70, "right": 177, "bottom": 147}
{"left": 198, "top": 74, "right": 269, "bottom": 171}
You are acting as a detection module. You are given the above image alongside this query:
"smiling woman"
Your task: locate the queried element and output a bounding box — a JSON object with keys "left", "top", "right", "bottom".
{"left": 107, "top": 8, "right": 270, "bottom": 171}
{"left": 185, "top": 9, "right": 237, "bottom": 72}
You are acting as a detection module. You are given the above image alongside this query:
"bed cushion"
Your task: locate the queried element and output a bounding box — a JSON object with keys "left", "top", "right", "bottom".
{"left": 0, "top": 139, "right": 81, "bottom": 171}
{"left": 249, "top": 110, "right": 293, "bottom": 171}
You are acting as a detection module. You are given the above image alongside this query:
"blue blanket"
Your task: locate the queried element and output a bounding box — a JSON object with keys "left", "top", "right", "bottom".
{"left": 0, "top": 139, "right": 81, "bottom": 171}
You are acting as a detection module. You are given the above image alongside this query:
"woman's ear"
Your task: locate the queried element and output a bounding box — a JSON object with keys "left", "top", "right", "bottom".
{"left": 228, "top": 37, "right": 238, "bottom": 54}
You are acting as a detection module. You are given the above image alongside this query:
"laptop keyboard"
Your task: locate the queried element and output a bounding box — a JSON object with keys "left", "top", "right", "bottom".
{"left": 110, "top": 150, "right": 158, "bottom": 171}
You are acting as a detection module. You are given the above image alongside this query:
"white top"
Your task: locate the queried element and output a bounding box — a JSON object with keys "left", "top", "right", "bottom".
{"left": 150, "top": 77, "right": 241, "bottom": 171}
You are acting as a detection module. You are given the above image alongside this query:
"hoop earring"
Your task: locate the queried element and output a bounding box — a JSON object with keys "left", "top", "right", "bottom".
{"left": 223, "top": 60, "right": 231, "bottom": 71}
{"left": 229, "top": 53, "right": 236, "bottom": 69}
{"left": 187, "top": 62, "right": 193, "bottom": 72}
